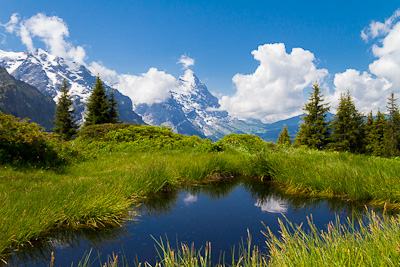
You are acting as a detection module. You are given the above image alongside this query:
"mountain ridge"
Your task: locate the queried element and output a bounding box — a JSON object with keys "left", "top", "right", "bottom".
{"left": 0, "top": 49, "right": 144, "bottom": 125}
{"left": 0, "top": 65, "right": 56, "bottom": 130}
{"left": 0, "top": 48, "right": 307, "bottom": 141}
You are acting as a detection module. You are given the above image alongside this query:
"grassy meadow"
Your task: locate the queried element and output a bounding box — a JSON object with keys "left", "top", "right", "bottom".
{"left": 2, "top": 121, "right": 400, "bottom": 266}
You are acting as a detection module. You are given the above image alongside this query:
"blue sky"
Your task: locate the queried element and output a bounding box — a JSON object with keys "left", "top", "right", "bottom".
{"left": 1, "top": 0, "right": 400, "bottom": 122}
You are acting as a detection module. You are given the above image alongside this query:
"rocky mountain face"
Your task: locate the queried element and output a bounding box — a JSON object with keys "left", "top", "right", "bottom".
{"left": 135, "top": 69, "right": 231, "bottom": 139}
{"left": 0, "top": 66, "right": 56, "bottom": 130}
{"left": 0, "top": 49, "right": 144, "bottom": 125}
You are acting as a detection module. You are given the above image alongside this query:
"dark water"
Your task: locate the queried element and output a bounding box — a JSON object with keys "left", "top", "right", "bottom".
{"left": 5, "top": 179, "right": 380, "bottom": 266}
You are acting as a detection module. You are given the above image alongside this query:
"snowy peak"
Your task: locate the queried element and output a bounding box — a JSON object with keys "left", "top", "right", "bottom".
{"left": 0, "top": 48, "right": 143, "bottom": 125}
{"left": 0, "top": 50, "right": 28, "bottom": 73}
{"left": 134, "top": 68, "right": 230, "bottom": 139}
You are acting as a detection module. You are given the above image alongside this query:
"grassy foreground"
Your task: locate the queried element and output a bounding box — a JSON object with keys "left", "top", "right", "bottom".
{"left": 2, "top": 122, "right": 400, "bottom": 266}
{"left": 0, "top": 150, "right": 265, "bottom": 262}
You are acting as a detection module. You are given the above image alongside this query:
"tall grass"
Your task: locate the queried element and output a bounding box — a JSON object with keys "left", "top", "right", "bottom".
{"left": 62, "top": 210, "right": 400, "bottom": 267}
{"left": 265, "top": 149, "right": 400, "bottom": 208}
{"left": 265, "top": 209, "right": 400, "bottom": 266}
{"left": 0, "top": 150, "right": 265, "bottom": 261}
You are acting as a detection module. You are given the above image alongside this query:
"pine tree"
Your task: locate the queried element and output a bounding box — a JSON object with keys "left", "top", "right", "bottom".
{"left": 329, "top": 91, "right": 365, "bottom": 153}
{"left": 294, "top": 82, "right": 331, "bottom": 150}
{"left": 53, "top": 79, "right": 78, "bottom": 140}
{"left": 108, "top": 87, "right": 119, "bottom": 123}
{"left": 384, "top": 92, "right": 400, "bottom": 157}
{"left": 277, "top": 124, "right": 292, "bottom": 146}
{"left": 84, "top": 75, "right": 110, "bottom": 126}
{"left": 366, "top": 109, "right": 386, "bottom": 156}
{"left": 365, "top": 111, "right": 374, "bottom": 154}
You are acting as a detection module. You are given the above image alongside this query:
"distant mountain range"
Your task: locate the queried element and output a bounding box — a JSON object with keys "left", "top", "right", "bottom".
{"left": 0, "top": 48, "right": 308, "bottom": 141}
{"left": 0, "top": 49, "right": 143, "bottom": 126}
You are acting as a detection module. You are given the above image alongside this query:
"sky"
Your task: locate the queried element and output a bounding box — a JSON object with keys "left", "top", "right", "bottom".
{"left": 1, "top": 0, "right": 400, "bottom": 122}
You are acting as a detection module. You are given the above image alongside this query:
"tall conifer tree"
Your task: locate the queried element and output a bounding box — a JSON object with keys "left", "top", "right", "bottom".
{"left": 329, "top": 91, "right": 365, "bottom": 153}
{"left": 84, "top": 75, "right": 110, "bottom": 126}
{"left": 366, "top": 109, "right": 386, "bottom": 156}
{"left": 108, "top": 87, "right": 119, "bottom": 123}
{"left": 384, "top": 92, "right": 400, "bottom": 156}
{"left": 295, "top": 82, "right": 331, "bottom": 150}
{"left": 277, "top": 124, "right": 292, "bottom": 146}
{"left": 53, "top": 79, "right": 77, "bottom": 140}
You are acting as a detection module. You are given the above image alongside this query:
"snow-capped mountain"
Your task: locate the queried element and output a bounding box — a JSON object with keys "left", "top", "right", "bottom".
{"left": 0, "top": 48, "right": 302, "bottom": 141}
{"left": 0, "top": 49, "right": 143, "bottom": 125}
{"left": 134, "top": 69, "right": 304, "bottom": 141}
{"left": 135, "top": 69, "right": 233, "bottom": 140}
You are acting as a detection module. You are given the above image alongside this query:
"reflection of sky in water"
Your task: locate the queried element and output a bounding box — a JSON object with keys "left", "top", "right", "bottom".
{"left": 254, "top": 197, "right": 288, "bottom": 213}
{"left": 183, "top": 193, "right": 198, "bottom": 205}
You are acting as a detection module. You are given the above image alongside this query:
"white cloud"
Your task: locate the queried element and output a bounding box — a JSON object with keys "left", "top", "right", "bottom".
{"left": 331, "top": 10, "right": 400, "bottom": 114}
{"left": 328, "top": 69, "right": 391, "bottom": 114}
{"left": 1, "top": 13, "right": 86, "bottom": 64}
{"left": 115, "top": 68, "right": 176, "bottom": 105}
{"left": 361, "top": 9, "right": 400, "bottom": 41}
{"left": 2, "top": 13, "right": 19, "bottom": 33}
{"left": 178, "top": 55, "right": 195, "bottom": 69}
{"left": 369, "top": 22, "right": 400, "bottom": 90}
{"left": 220, "top": 43, "right": 328, "bottom": 123}
{"left": 88, "top": 61, "right": 118, "bottom": 81}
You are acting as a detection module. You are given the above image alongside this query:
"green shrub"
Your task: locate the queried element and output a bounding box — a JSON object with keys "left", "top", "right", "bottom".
{"left": 76, "top": 124, "right": 205, "bottom": 152}
{"left": 0, "top": 112, "right": 83, "bottom": 166}
{"left": 217, "top": 133, "right": 270, "bottom": 154}
{"left": 0, "top": 112, "right": 57, "bottom": 165}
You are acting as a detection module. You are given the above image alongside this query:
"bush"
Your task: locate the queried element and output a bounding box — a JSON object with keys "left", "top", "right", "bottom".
{"left": 0, "top": 112, "right": 58, "bottom": 165}
{"left": 0, "top": 112, "right": 83, "bottom": 166}
{"left": 216, "top": 133, "right": 270, "bottom": 154}
{"left": 76, "top": 123, "right": 205, "bottom": 152}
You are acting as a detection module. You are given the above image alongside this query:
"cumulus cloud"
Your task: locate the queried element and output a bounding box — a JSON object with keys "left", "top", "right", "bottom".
{"left": 1, "top": 13, "right": 86, "bottom": 64}
{"left": 332, "top": 9, "right": 400, "bottom": 114}
{"left": 178, "top": 55, "right": 195, "bottom": 69}
{"left": 220, "top": 43, "right": 328, "bottom": 122}
{"left": 115, "top": 68, "right": 176, "bottom": 105}
{"left": 361, "top": 9, "right": 400, "bottom": 41}
{"left": 328, "top": 69, "right": 391, "bottom": 114}
{"left": 2, "top": 13, "right": 19, "bottom": 33}
{"left": 369, "top": 22, "right": 400, "bottom": 90}
{"left": 88, "top": 61, "right": 118, "bottom": 81}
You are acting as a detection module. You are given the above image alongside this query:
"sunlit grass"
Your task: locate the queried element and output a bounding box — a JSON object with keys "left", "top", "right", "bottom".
{"left": 0, "top": 150, "right": 260, "bottom": 261}
{"left": 265, "top": 149, "right": 400, "bottom": 208}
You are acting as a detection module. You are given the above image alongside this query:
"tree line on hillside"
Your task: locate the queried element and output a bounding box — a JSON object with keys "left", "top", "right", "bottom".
{"left": 277, "top": 83, "right": 400, "bottom": 157}
{"left": 53, "top": 76, "right": 119, "bottom": 140}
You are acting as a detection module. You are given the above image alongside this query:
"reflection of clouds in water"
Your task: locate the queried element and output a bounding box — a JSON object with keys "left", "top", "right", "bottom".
{"left": 48, "top": 239, "right": 70, "bottom": 249}
{"left": 183, "top": 194, "right": 198, "bottom": 205}
{"left": 254, "top": 197, "right": 288, "bottom": 213}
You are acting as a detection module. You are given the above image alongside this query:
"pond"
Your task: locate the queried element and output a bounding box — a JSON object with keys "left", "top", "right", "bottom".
{"left": 5, "top": 179, "right": 381, "bottom": 266}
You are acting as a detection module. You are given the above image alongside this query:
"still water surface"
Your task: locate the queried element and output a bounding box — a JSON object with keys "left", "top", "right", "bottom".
{"left": 7, "top": 179, "right": 376, "bottom": 266}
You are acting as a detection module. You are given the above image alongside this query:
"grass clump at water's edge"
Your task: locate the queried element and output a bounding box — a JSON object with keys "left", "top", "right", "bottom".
{"left": 264, "top": 148, "right": 400, "bottom": 209}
